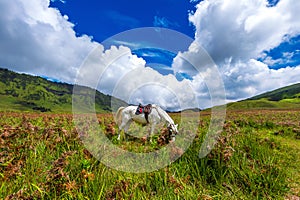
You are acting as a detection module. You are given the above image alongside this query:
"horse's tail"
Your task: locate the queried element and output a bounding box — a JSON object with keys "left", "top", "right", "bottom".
{"left": 115, "top": 107, "right": 125, "bottom": 126}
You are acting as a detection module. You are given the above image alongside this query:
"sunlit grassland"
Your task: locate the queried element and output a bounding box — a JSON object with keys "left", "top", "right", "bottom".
{"left": 226, "top": 98, "right": 300, "bottom": 110}
{"left": 0, "top": 110, "right": 299, "bottom": 199}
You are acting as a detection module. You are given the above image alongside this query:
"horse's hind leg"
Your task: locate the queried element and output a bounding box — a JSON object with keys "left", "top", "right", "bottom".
{"left": 117, "top": 122, "right": 125, "bottom": 140}
{"left": 117, "top": 119, "right": 132, "bottom": 140}
{"left": 123, "top": 120, "right": 132, "bottom": 141}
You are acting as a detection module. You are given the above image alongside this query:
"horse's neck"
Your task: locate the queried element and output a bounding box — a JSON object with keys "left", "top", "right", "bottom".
{"left": 155, "top": 106, "right": 174, "bottom": 125}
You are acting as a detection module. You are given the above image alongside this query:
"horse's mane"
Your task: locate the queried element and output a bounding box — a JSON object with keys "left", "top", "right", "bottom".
{"left": 152, "top": 105, "right": 174, "bottom": 124}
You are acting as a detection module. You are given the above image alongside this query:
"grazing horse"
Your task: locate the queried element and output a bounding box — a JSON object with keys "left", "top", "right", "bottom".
{"left": 115, "top": 105, "right": 178, "bottom": 142}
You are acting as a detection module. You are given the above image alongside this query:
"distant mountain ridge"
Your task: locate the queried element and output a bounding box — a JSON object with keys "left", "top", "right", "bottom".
{"left": 0, "top": 68, "right": 127, "bottom": 113}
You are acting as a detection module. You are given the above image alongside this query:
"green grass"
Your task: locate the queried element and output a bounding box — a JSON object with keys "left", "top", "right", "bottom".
{"left": 280, "top": 98, "right": 300, "bottom": 104}
{"left": 227, "top": 98, "right": 300, "bottom": 110}
{"left": 0, "top": 110, "right": 299, "bottom": 199}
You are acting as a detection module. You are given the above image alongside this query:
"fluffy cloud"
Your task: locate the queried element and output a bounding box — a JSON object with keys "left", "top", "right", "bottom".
{"left": 111, "top": 67, "right": 197, "bottom": 111}
{"left": 221, "top": 59, "right": 300, "bottom": 100}
{"left": 2, "top": 0, "right": 300, "bottom": 110}
{"left": 0, "top": 0, "right": 96, "bottom": 83}
{"left": 76, "top": 45, "right": 198, "bottom": 111}
{"left": 173, "top": 0, "right": 300, "bottom": 103}
{"left": 0, "top": 0, "right": 198, "bottom": 110}
{"left": 189, "top": 0, "right": 300, "bottom": 63}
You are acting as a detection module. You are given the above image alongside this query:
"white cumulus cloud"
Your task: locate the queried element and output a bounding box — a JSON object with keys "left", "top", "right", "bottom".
{"left": 0, "top": 0, "right": 199, "bottom": 110}
{"left": 189, "top": 0, "right": 300, "bottom": 63}
{"left": 0, "top": 0, "right": 97, "bottom": 83}
{"left": 76, "top": 45, "right": 198, "bottom": 111}
{"left": 2, "top": 0, "right": 300, "bottom": 110}
{"left": 172, "top": 0, "right": 300, "bottom": 104}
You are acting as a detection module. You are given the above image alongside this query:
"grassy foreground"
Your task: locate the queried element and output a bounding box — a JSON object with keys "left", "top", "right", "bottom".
{"left": 0, "top": 110, "right": 299, "bottom": 199}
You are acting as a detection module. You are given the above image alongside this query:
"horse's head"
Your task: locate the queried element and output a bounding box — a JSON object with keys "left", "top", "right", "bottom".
{"left": 168, "top": 123, "right": 178, "bottom": 140}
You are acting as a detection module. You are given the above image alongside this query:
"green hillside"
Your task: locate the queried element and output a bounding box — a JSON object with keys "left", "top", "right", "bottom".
{"left": 0, "top": 68, "right": 127, "bottom": 113}
{"left": 227, "top": 98, "right": 300, "bottom": 110}
{"left": 249, "top": 83, "right": 300, "bottom": 101}
{"left": 227, "top": 83, "right": 300, "bottom": 110}
{"left": 2, "top": 68, "right": 299, "bottom": 112}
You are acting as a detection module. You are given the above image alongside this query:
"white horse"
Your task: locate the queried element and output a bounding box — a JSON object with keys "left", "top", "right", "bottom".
{"left": 115, "top": 105, "right": 178, "bottom": 142}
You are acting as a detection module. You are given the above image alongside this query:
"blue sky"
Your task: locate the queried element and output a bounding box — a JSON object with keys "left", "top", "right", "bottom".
{"left": 49, "top": 0, "right": 300, "bottom": 72}
{"left": 50, "top": 0, "right": 197, "bottom": 42}
{"left": 0, "top": 0, "right": 300, "bottom": 109}
{"left": 49, "top": 0, "right": 198, "bottom": 80}
{"left": 259, "top": 35, "right": 300, "bottom": 69}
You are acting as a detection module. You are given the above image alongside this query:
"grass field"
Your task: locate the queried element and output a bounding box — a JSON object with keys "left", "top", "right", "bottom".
{"left": 226, "top": 98, "right": 300, "bottom": 110}
{"left": 0, "top": 110, "right": 300, "bottom": 199}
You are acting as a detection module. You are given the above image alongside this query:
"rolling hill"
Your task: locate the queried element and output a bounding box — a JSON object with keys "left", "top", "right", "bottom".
{"left": 249, "top": 83, "right": 300, "bottom": 101}
{"left": 1, "top": 68, "right": 300, "bottom": 112}
{"left": 227, "top": 83, "right": 300, "bottom": 110}
{"left": 0, "top": 68, "right": 127, "bottom": 113}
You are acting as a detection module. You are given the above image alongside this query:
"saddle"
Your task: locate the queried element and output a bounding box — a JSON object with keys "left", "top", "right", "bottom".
{"left": 135, "top": 103, "right": 152, "bottom": 123}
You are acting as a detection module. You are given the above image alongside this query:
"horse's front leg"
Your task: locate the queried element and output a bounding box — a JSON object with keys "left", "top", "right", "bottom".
{"left": 147, "top": 123, "right": 156, "bottom": 142}
{"left": 123, "top": 120, "right": 132, "bottom": 141}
